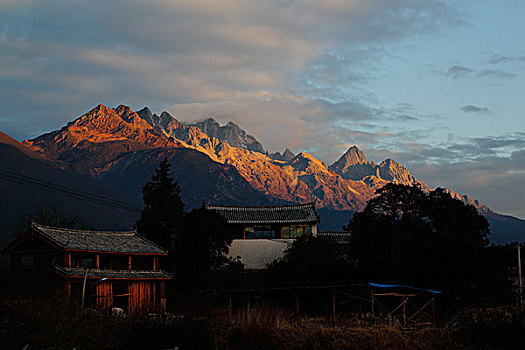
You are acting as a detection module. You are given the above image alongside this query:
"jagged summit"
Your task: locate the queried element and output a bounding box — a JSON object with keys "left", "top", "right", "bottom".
{"left": 136, "top": 107, "right": 155, "bottom": 126}
{"left": 289, "top": 152, "right": 329, "bottom": 173}
{"left": 23, "top": 104, "right": 182, "bottom": 162}
{"left": 330, "top": 146, "right": 377, "bottom": 181}
{"left": 338, "top": 146, "right": 368, "bottom": 165}
{"left": 270, "top": 148, "right": 295, "bottom": 161}
{"left": 192, "top": 118, "right": 265, "bottom": 153}
{"left": 377, "top": 158, "right": 426, "bottom": 189}
{"left": 329, "top": 147, "right": 429, "bottom": 190}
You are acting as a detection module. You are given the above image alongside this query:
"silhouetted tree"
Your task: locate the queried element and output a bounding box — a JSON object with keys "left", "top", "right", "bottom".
{"left": 346, "top": 183, "right": 494, "bottom": 302}
{"left": 177, "top": 206, "right": 240, "bottom": 277}
{"left": 135, "top": 157, "right": 184, "bottom": 249}
{"left": 268, "top": 235, "right": 352, "bottom": 285}
{"left": 12, "top": 204, "right": 88, "bottom": 238}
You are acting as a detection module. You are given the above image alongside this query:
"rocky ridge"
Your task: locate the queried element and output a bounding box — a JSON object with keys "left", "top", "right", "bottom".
{"left": 22, "top": 104, "right": 489, "bottom": 213}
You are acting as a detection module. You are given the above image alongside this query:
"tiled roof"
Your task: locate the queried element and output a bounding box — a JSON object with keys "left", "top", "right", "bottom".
{"left": 55, "top": 266, "right": 171, "bottom": 279}
{"left": 316, "top": 231, "right": 352, "bottom": 243}
{"left": 206, "top": 202, "right": 319, "bottom": 224}
{"left": 32, "top": 223, "right": 167, "bottom": 255}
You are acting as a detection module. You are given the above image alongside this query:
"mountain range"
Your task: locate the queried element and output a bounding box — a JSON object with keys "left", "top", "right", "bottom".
{"left": 1, "top": 104, "right": 523, "bottom": 245}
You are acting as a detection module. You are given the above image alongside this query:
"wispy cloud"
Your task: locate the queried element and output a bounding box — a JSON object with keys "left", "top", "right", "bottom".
{"left": 446, "top": 65, "right": 473, "bottom": 79}
{"left": 488, "top": 54, "right": 525, "bottom": 64}
{"left": 0, "top": 0, "right": 462, "bottom": 154}
{"left": 360, "top": 132, "right": 525, "bottom": 218}
{"left": 461, "top": 105, "right": 490, "bottom": 114}
{"left": 477, "top": 69, "right": 517, "bottom": 79}
{"left": 2, "top": 1, "right": 523, "bottom": 218}
{"left": 444, "top": 65, "right": 517, "bottom": 80}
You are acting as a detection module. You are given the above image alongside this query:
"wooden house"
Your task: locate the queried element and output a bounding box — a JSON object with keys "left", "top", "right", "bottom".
{"left": 206, "top": 202, "right": 320, "bottom": 269}
{"left": 3, "top": 223, "right": 170, "bottom": 315}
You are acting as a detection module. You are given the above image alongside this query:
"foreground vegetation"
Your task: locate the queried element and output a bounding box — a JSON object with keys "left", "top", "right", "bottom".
{"left": 2, "top": 297, "right": 525, "bottom": 350}
{"left": 4, "top": 162, "right": 523, "bottom": 349}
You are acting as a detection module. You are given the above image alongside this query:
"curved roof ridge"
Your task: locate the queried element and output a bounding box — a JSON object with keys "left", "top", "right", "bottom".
{"left": 206, "top": 201, "right": 319, "bottom": 224}
{"left": 206, "top": 200, "right": 317, "bottom": 210}
{"left": 32, "top": 222, "right": 136, "bottom": 235}
{"left": 30, "top": 222, "right": 166, "bottom": 254}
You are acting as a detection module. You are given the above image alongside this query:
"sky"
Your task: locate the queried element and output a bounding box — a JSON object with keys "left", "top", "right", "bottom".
{"left": 1, "top": 0, "right": 524, "bottom": 218}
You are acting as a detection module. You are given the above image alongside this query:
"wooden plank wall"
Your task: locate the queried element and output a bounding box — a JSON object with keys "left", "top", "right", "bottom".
{"left": 96, "top": 281, "right": 112, "bottom": 310}
{"left": 129, "top": 281, "right": 155, "bottom": 315}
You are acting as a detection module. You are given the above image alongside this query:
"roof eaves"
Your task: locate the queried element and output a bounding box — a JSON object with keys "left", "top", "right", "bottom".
{"left": 133, "top": 232, "right": 168, "bottom": 254}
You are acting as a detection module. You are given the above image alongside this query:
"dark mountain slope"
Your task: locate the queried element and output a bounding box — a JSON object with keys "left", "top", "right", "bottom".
{"left": 0, "top": 139, "right": 137, "bottom": 246}
{"left": 98, "top": 147, "right": 274, "bottom": 209}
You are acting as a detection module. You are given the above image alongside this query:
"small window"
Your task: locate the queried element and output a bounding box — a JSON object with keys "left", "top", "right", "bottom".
{"left": 282, "top": 226, "right": 290, "bottom": 239}
{"left": 254, "top": 226, "right": 275, "bottom": 239}
{"left": 245, "top": 227, "right": 255, "bottom": 239}
{"left": 304, "top": 225, "right": 312, "bottom": 236}
{"left": 21, "top": 257, "right": 34, "bottom": 270}
{"left": 80, "top": 258, "right": 93, "bottom": 268}
{"left": 111, "top": 257, "right": 128, "bottom": 270}
{"left": 244, "top": 226, "right": 276, "bottom": 239}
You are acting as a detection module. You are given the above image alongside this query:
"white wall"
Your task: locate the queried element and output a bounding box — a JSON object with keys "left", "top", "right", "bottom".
{"left": 228, "top": 239, "right": 293, "bottom": 270}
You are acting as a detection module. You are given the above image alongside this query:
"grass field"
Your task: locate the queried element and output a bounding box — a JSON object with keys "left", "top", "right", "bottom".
{"left": 1, "top": 297, "right": 524, "bottom": 349}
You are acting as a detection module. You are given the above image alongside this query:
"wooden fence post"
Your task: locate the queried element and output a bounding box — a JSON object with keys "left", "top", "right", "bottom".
{"left": 294, "top": 294, "right": 300, "bottom": 321}
{"left": 332, "top": 292, "right": 336, "bottom": 325}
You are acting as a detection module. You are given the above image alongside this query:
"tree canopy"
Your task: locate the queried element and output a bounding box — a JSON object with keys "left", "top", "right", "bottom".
{"left": 345, "top": 183, "right": 493, "bottom": 297}
{"left": 12, "top": 204, "right": 88, "bottom": 238}
{"left": 268, "top": 235, "right": 352, "bottom": 285}
{"left": 135, "top": 157, "right": 184, "bottom": 249}
{"left": 177, "top": 205, "right": 240, "bottom": 277}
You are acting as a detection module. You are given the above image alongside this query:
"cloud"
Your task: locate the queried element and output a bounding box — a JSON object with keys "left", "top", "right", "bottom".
{"left": 444, "top": 65, "right": 517, "bottom": 80}
{"left": 413, "top": 159, "right": 525, "bottom": 218}
{"left": 461, "top": 105, "right": 490, "bottom": 114}
{"left": 0, "top": 0, "right": 462, "bottom": 151}
{"left": 476, "top": 69, "right": 517, "bottom": 79}
{"left": 3, "top": 1, "right": 524, "bottom": 218}
{"left": 358, "top": 134, "right": 525, "bottom": 218}
{"left": 446, "top": 65, "right": 473, "bottom": 79}
{"left": 488, "top": 54, "right": 525, "bottom": 64}
{"left": 397, "top": 114, "right": 419, "bottom": 121}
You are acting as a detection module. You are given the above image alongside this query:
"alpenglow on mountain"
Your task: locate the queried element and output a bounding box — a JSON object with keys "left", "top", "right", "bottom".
{"left": 22, "top": 104, "right": 490, "bottom": 215}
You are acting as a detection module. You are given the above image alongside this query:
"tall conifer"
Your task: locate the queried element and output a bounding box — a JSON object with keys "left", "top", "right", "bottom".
{"left": 135, "top": 157, "right": 184, "bottom": 249}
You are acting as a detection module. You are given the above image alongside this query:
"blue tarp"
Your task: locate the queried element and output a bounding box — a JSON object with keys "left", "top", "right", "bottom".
{"left": 369, "top": 282, "right": 441, "bottom": 294}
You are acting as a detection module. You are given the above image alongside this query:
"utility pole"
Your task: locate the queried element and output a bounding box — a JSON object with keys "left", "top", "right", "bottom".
{"left": 81, "top": 268, "right": 88, "bottom": 308}
{"left": 518, "top": 244, "right": 523, "bottom": 307}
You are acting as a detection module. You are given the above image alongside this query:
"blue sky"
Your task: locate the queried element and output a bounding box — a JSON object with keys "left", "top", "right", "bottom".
{"left": 0, "top": 0, "right": 524, "bottom": 217}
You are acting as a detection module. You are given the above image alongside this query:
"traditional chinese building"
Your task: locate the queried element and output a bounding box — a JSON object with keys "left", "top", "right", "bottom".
{"left": 3, "top": 223, "right": 170, "bottom": 315}
{"left": 206, "top": 202, "right": 320, "bottom": 269}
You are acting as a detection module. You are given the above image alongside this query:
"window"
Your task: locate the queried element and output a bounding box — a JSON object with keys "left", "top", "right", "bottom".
{"left": 282, "top": 226, "right": 290, "bottom": 238}
{"left": 245, "top": 226, "right": 255, "bottom": 239}
{"left": 294, "top": 225, "right": 304, "bottom": 238}
{"left": 80, "top": 258, "right": 93, "bottom": 268}
{"left": 244, "top": 226, "right": 276, "bottom": 239}
{"left": 280, "top": 225, "right": 312, "bottom": 238}
{"left": 20, "top": 256, "right": 34, "bottom": 270}
{"left": 304, "top": 225, "right": 312, "bottom": 236}
{"left": 111, "top": 257, "right": 128, "bottom": 270}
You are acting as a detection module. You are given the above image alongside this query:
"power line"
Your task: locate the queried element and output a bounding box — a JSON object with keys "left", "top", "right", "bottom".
{"left": 0, "top": 169, "right": 143, "bottom": 213}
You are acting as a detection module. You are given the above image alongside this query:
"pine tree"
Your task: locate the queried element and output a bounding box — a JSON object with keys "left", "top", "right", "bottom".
{"left": 135, "top": 157, "right": 184, "bottom": 249}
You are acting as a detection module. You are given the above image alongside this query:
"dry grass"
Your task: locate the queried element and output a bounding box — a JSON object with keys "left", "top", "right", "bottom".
{"left": 211, "top": 305, "right": 456, "bottom": 350}
{"left": 2, "top": 298, "right": 524, "bottom": 349}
